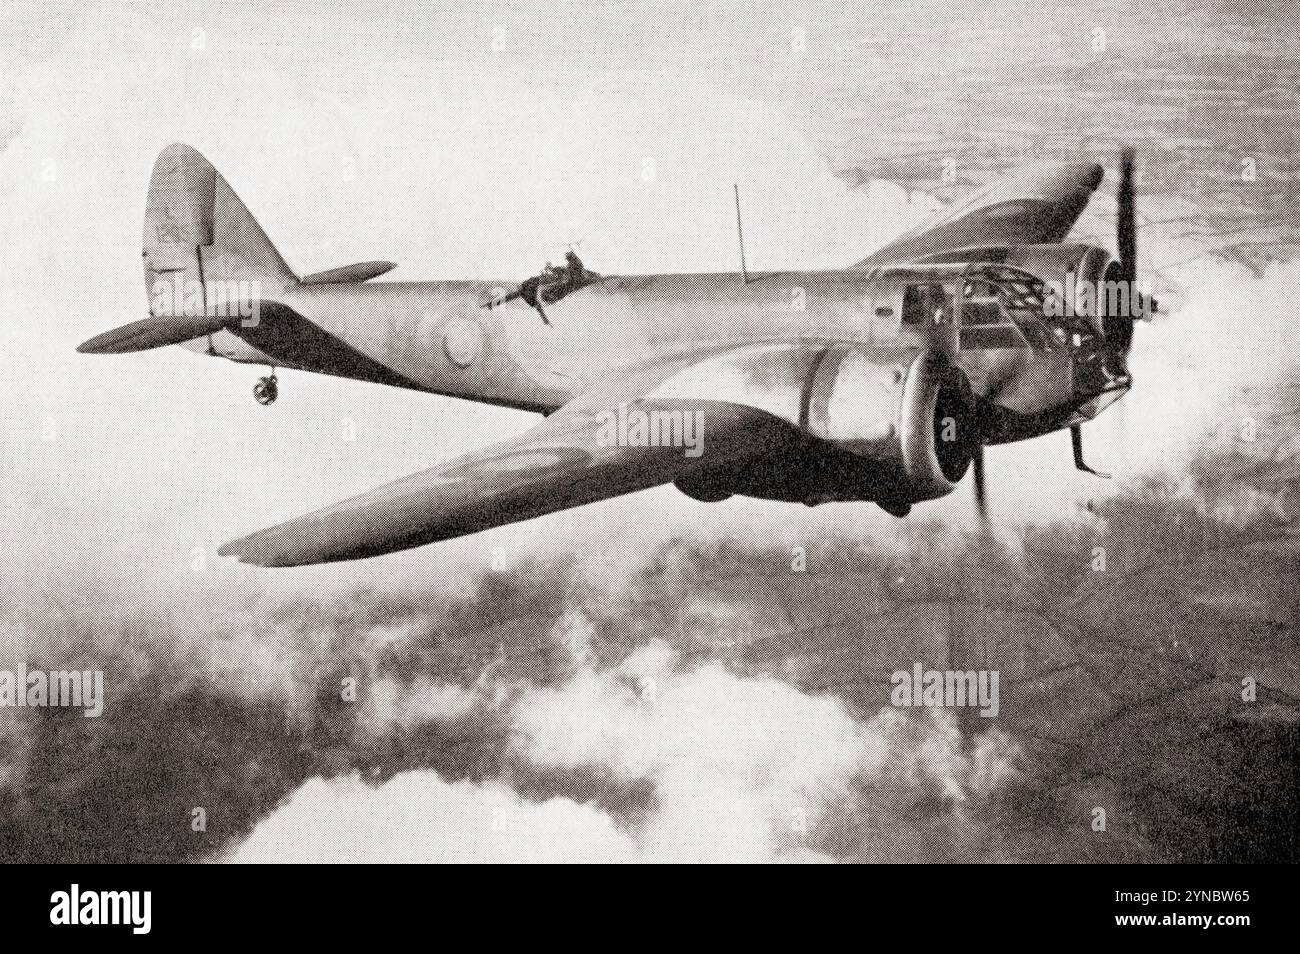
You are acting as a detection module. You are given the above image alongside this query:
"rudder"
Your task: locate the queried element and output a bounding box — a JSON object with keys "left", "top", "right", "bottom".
{"left": 144, "top": 143, "right": 297, "bottom": 318}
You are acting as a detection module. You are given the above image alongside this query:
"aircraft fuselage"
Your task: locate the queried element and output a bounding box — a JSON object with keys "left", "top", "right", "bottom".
{"left": 195, "top": 267, "right": 1092, "bottom": 443}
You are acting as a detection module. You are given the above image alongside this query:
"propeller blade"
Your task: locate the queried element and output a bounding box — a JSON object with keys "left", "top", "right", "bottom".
{"left": 972, "top": 445, "right": 988, "bottom": 521}
{"left": 1117, "top": 147, "right": 1136, "bottom": 283}
{"left": 1102, "top": 147, "right": 1139, "bottom": 355}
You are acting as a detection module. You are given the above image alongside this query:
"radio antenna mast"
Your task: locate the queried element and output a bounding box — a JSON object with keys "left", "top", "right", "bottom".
{"left": 733, "top": 184, "right": 749, "bottom": 284}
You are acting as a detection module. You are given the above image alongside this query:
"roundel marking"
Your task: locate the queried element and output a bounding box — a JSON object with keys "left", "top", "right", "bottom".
{"left": 442, "top": 318, "right": 484, "bottom": 367}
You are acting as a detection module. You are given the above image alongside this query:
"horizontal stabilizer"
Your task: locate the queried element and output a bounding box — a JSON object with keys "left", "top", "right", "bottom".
{"left": 77, "top": 313, "right": 230, "bottom": 354}
{"left": 299, "top": 261, "right": 397, "bottom": 285}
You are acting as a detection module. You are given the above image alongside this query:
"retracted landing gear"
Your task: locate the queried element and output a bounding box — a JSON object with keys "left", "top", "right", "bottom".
{"left": 253, "top": 372, "right": 278, "bottom": 406}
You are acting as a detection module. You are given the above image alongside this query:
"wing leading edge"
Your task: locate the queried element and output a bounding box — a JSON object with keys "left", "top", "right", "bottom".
{"left": 218, "top": 395, "right": 797, "bottom": 567}
{"left": 854, "top": 162, "right": 1105, "bottom": 269}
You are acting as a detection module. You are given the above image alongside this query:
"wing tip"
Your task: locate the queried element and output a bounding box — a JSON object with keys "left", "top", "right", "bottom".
{"left": 217, "top": 536, "right": 292, "bottom": 568}
{"left": 216, "top": 539, "right": 255, "bottom": 565}
{"left": 76, "top": 331, "right": 132, "bottom": 354}
{"left": 217, "top": 528, "right": 363, "bottom": 568}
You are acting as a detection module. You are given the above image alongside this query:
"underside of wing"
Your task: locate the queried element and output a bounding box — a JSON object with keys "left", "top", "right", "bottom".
{"left": 855, "top": 162, "right": 1105, "bottom": 269}
{"left": 218, "top": 395, "right": 797, "bottom": 567}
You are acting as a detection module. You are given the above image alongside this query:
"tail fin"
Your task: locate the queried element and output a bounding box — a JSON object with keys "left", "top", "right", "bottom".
{"left": 143, "top": 143, "right": 297, "bottom": 318}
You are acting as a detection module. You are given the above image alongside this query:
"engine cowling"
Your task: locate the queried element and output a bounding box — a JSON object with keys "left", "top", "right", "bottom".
{"left": 805, "top": 347, "right": 977, "bottom": 504}
{"left": 657, "top": 341, "right": 978, "bottom": 512}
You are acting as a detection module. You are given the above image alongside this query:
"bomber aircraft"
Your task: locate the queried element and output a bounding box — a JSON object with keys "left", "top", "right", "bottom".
{"left": 78, "top": 144, "right": 1152, "bottom": 567}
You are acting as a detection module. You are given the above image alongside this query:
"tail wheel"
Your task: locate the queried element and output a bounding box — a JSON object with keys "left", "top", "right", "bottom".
{"left": 254, "top": 375, "right": 278, "bottom": 406}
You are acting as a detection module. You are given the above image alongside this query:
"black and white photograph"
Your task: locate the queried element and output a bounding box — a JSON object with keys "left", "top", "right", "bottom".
{"left": 0, "top": 0, "right": 1296, "bottom": 887}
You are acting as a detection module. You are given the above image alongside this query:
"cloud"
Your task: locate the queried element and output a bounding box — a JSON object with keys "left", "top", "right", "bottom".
{"left": 512, "top": 639, "right": 873, "bottom": 863}
{"left": 231, "top": 617, "right": 1024, "bottom": 863}
{"left": 229, "top": 771, "right": 638, "bottom": 864}
{"left": 5, "top": 494, "right": 1296, "bottom": 863}
{"left": 359, "top": 677, "right": 483, "bottom": 734}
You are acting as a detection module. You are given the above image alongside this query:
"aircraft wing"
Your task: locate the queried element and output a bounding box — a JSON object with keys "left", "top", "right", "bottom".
{"left": 854, "top": 162, "right": 1105, "bottom": 269}
{"left": 218, "top": 388, "right": 797, "bottom": 567}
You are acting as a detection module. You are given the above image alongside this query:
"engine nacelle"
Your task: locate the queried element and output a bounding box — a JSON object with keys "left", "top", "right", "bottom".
{"left": 805, "top": 347, "right": 977, "bottom": 504}
{"left": 655, "top": 341, "right": 978, "bottom": 512}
